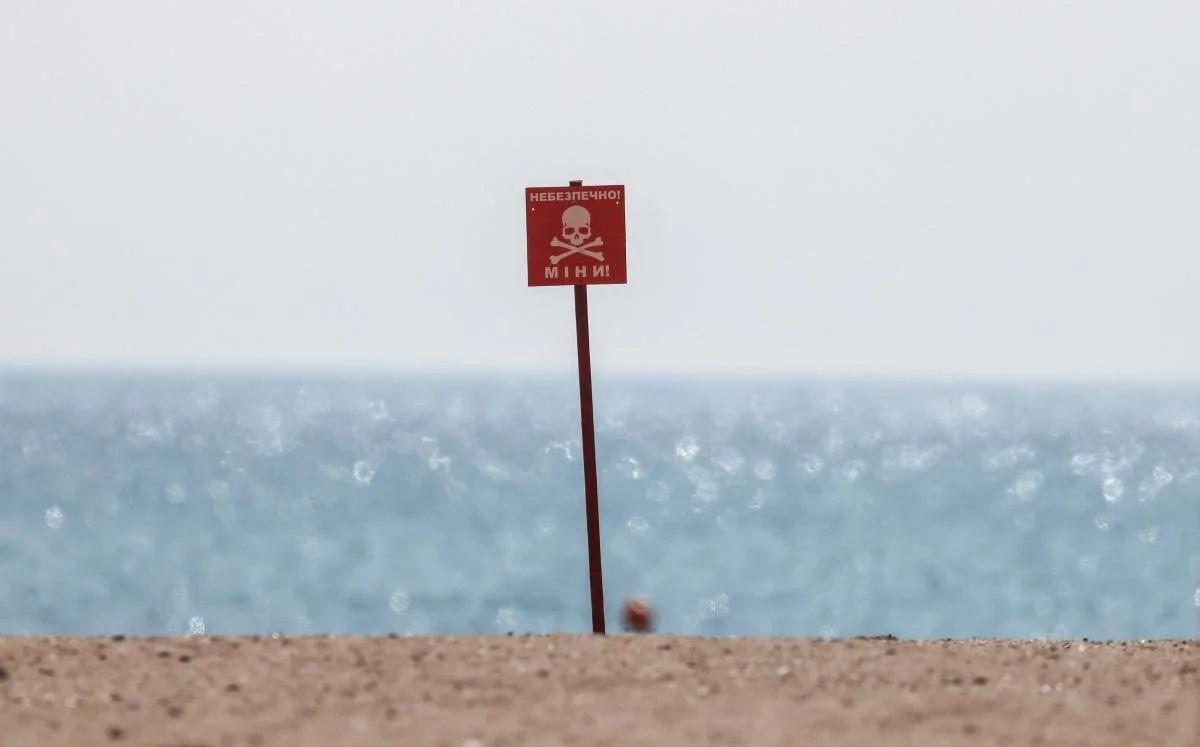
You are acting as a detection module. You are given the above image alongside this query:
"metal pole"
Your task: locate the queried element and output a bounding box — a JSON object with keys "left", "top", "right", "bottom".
{"left": 570, "top": 179, "right": 606, "bottom": 635}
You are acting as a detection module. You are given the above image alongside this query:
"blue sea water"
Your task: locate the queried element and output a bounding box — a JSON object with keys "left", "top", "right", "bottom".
{"left": 1, "top": 371, "right": 1198, "bottom": 640}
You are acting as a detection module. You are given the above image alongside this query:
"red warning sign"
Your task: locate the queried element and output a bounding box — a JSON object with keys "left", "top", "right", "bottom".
{"left": 526, "top": 185, "right": 627, "bottom": 286}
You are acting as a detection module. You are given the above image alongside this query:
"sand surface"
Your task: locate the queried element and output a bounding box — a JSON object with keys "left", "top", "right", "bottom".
{"left": 0, "top": 634, "right": 1196, "bottom": 746}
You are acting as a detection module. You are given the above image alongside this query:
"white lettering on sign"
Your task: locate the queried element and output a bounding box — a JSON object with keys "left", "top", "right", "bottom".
{"left": 543, "top": 264, "right": 611, "bottom": 281}
{"left": 529, "top": 189, "right": 623, "bottom": 203}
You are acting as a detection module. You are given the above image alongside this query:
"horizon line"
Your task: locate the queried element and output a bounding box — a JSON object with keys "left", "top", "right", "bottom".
{"left": 3, "top": 360, "right": 1200, "bottom": 389}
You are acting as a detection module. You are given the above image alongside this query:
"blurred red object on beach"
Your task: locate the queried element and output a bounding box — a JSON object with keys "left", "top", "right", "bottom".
{"left": 621, "top": 599, "right": 654, "bottom": 633}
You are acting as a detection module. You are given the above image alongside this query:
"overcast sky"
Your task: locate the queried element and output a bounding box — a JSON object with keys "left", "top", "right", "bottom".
{"left": 2, "top": 1, "right": 1197, "bottom": 379}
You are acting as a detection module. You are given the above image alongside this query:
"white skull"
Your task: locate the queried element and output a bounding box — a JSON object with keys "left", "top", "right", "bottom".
{"left": 561, "top": 205, "right": 592, "bottom": 247}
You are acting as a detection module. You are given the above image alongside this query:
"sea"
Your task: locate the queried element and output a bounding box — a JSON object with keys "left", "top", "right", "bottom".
{"left": 1, "top": 370, "right": 1198, "bottom": 640}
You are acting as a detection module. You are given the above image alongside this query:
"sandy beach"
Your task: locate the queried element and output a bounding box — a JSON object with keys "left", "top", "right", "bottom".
{"left": 0, "top": 634, "right": 1196, "bottom": 746}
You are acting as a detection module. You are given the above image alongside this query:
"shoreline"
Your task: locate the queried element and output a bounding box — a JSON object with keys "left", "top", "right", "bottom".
{"left": 1, "top": 634, "right": 1196, "bottom": 746}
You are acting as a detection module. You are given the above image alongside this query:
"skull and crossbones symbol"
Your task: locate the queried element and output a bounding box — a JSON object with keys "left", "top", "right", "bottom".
{"left": 549, "top": 205, "right": 604, "bottom": 264}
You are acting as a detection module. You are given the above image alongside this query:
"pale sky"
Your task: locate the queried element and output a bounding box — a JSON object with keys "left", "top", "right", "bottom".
{"left": 2, "top": 1, "right": 1197, "bottom": 379}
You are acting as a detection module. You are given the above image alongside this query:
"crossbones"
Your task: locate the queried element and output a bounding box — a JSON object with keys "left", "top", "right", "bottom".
{"left": 550, "top": 236, "right": 605, "bottom": 264}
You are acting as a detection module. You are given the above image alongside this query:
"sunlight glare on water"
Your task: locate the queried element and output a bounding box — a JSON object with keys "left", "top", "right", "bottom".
{"left": 1, "top": 373, "right": 1197, "bottom": 639}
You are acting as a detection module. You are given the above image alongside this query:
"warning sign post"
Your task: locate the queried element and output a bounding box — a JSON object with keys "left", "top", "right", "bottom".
{"left": 526, "top": 180, "right": 627, "bottom": 634}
